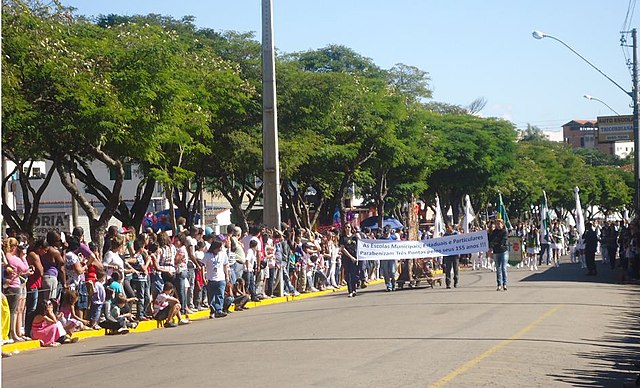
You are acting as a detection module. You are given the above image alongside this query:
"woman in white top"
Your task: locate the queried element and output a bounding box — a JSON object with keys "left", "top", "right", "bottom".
{"left": 103, "top": 235, "right": 125, "bottom": 281}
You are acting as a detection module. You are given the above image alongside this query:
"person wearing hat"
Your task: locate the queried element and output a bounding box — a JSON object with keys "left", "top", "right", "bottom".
{"left": 489, "top": 218, "right": 509, "bottom": 291}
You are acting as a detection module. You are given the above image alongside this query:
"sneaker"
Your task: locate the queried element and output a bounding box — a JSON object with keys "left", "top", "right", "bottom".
{"left": 130, "top": 322, "right": 139, "bottom": 329}
{"left": 214, "top": 312, "right": 227, "bottom": 318}
{"left": 209, "top": 314, "right": 215, "bottom": 319}
{"left": 117, "top": 327, "right": 130, "bottom": 334}
{"left": 347, "top": 293, "right": 353, "bottom": 298}
{"left": 164, "top": 322, "right": 178, "bottom": 328}
{"left": 293, "top": 291, "right": 301, "bottom": 296}
{"left": 309, "top": 287, "right": 319, "bottom": 292}
{"left": 496, "top": 286, "right": 502, "bottom": 291}
{"left": 178, "top": 319, "right": 190, "bottom": 325}
{"left": 351, "top": 291, "right": 357, "bottom": 297}
{"left": 503, "top": 286, "right": 507, "bottom": 291}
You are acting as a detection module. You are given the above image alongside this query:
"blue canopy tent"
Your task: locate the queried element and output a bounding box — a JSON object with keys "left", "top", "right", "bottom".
{"left": 359, "top": 216, "right": 404, "bottom": 230}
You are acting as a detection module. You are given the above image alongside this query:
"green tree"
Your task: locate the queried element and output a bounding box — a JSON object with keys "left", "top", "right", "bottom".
{"left": 425, "top": 114, "right": 518, "bottom": 221}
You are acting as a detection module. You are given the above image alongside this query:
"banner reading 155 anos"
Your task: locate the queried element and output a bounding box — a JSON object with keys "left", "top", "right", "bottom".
{"left": 357, "top": 231, "right": 489, "bottom": 260}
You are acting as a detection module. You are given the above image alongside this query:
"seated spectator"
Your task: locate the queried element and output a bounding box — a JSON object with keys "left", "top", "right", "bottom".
{"left": 58, "top": 289, "right": 89, "bottom": 334}
{"left": 232, "top": 278, "right": 250, "bottom": 311}
{"left": 152, "top": 282, "right": 189, "bottom": 327}
{"left": 99, "top": 293, "right": 137, "bottom": 335}
{"left": 222, "top": 281, "right": 234, "bottom": 315}
{"left": 31, "top": 299, "right": 77, "bottom": 347}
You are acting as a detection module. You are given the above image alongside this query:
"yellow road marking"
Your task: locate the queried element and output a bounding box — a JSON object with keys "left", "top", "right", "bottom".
{"left": 429, "top": 304, "right": 563, "bottom": 388}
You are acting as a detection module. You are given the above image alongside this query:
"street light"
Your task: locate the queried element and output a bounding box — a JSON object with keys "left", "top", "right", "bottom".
{"left": 533, "top": 29, "right": 640, "bottom": 213}
{"left": 583, "top": 94, "right": 620, "bottom": 115}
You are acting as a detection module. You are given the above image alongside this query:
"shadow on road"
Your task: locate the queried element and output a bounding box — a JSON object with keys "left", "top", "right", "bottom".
{"left": 520, "top": 261, "right": 621, "bottom": 285}
{"left": 518, "top": 262, "right": 640, "bottom": 386}
{"left": 69, "top": 343, "right": 151, "bottom": 357}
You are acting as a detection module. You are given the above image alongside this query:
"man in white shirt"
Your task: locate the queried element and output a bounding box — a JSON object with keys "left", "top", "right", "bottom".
{"left": 203, "top": 240, "right": 230, "bottom": 318}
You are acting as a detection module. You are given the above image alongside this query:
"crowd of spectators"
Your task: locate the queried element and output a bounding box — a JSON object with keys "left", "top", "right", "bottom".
{"left": 0, "top": 220, "right": 404, "bottom": 353}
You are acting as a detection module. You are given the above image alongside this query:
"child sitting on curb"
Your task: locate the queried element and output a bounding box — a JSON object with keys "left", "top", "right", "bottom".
{"left": 152, "top": 283, "right": 189, "bottom": 328}
{"left": 232, "top": 278, "right": 250, "bottom": 311}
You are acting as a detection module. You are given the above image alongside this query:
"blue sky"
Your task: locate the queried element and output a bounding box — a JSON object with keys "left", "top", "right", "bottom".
{"left": 64, "top": 1, "right": 638, "bottom": 133}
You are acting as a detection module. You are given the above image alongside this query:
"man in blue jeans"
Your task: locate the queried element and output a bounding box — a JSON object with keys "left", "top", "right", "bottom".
{"left": 203, "top": 240, "right": 230, "bottom": 318}
{"left": 490, "top": 219, "right": 509, "bottom": 291}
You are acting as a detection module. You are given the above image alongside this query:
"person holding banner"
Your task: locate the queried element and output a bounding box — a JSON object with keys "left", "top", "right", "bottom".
{"left": 339, "top": 225, "right": 359, "bottom": 298}
{"left": 379, "top": 227, "right": 397, "bottom": 292}
{"left": 443, "top": 224, "right": 460, "bottom": 289}
{"left": 489, "top": 219, "right": 509, "bottom": 291}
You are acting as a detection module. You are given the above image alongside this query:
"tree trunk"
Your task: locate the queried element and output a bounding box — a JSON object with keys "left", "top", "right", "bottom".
{"left": 56, "top": 150, "right": 123, "bottom": 258}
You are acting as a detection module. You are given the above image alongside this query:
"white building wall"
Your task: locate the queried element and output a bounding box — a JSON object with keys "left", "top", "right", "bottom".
{"left": 614, "top": 141, "right": 634, "bottom": 158}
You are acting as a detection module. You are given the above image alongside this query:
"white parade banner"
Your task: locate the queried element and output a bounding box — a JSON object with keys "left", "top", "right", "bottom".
{"left": 357, "top": 231, "right": 489, "bottom": 260}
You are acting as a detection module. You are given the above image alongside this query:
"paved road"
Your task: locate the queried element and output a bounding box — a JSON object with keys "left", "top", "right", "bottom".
{"left": 4, "top": 258, "right": 640, "bottom": 387}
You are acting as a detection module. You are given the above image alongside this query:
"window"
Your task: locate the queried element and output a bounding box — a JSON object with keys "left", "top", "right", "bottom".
{"left": 109, "top": 163, "right": 132, "bottom": 180}
{"left": 580, "top": 137, "right": 585, "bottom": 147}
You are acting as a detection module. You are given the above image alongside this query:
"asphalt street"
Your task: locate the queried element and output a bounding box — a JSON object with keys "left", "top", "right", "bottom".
{"left": 4, "top": 258, "right": 640, "bottom": 388}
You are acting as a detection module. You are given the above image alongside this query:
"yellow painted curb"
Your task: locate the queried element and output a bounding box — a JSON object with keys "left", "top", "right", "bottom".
{"left": 2, "top": 279, "right": 385, "bottom": 355}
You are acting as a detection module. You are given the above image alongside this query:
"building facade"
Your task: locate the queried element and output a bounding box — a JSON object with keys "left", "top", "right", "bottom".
{"left": 562, "top": 119, "right": 634, "bottom": 158}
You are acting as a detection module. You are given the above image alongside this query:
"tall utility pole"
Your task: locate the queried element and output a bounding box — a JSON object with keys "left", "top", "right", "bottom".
{"left": 261, "top": 0, "right": 281, "bottom": 229}
{"left": 632, "top": 29, "right": 640, "bottom": 212}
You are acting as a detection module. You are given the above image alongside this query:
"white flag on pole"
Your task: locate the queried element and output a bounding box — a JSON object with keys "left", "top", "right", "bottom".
{"left": 574, "top": 186, "right": 585, "bottom": 236}
{"left": 433, "top": 194, "right": 446, "bottom": 238}
{"left": 463, "top": 194, "right": 475, "bottom": 234}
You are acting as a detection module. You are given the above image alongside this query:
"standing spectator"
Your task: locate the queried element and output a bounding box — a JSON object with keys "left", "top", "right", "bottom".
{"left": 339, "top": 224, "right": 359, "bottom": 298}
{"left": 89, "top": 271, "right": 106, "bottom": 329}
{"left": 64, "top": 236, "right": 86, "bottom": 291}
{"left": 40, "top": 231, "right": 66, "bottom": 302}
{"left": 442, "top": 224, "right": 460, "bottom": 289}
{"left": 489, "top": 219, "right": 509, "bottom": 291}
{"left": 173, "top": 234, "right": 190, "bottom": 315}
{"left": 229, "top": 226, "right": 246, "bottom": 286}
{"left": 129, "top": 239, "right": 150, "bottom": 320}
{"left": 203, "top": 240, "right": 230, "bottom": 319}
{"left": 4, "top": 237, "right": 31, "bottom": 342}
{"left": 583, "top": 222, "right": 600, "bottom": 276}
{"left": 244, "top": 239, "right": 259, "bottom": 302}
{"left": 25, "top": 240, "right": 46, "bottom": 338}
{"left": 103, "top": 235, "right": 125, "bottom": 282}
